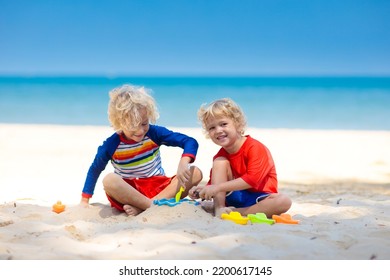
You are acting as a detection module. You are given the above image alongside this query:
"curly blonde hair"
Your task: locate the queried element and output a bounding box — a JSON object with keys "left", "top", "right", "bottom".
{"left": 108, "top": 84, "right": 159, "bottom": 132}
{"left": 198, "top": 98, "right": 247, "bottom": 137}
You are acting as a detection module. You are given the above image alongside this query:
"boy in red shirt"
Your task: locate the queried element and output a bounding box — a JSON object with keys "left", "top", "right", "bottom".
{"left": 189, "top": 98, "right": 291, "bottom": 218}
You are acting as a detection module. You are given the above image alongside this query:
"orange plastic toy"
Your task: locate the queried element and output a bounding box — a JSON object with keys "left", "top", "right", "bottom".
{"left": 272, "top": 213, "right": 299, "bottom": 224}
{"left": 52, "top": 201, "right": 66, "bottom": 214}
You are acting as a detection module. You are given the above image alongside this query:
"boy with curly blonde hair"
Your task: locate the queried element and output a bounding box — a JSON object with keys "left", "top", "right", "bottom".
{"left": 189, "top": 98, "right": 291, "bottom": 218}
{"left": 81, "top": 84, "right": 202, "bottom": 215}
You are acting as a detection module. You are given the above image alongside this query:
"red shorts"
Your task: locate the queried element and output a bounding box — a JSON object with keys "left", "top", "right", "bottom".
{"left": 106, "top": 175, "right": 174, "bottom": 211}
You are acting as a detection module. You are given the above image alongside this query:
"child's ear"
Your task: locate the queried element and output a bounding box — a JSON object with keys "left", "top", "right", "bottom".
{"left": 234, "top": 123, "right": 242, "bottom": 134}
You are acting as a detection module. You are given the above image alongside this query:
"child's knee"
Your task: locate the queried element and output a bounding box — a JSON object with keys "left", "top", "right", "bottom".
{"left": 212, "top": 157, "right": 230, "bottom": 169}
{"left": 102, "top": 173, "right": 120, "bottom": 192}
{"left": 279, "top": 194, "right": 292, "bottom": 212}
{"left": 212, "top": 158, "right": 233, "bottom": 179}
{"left": 192, "top": 166, "right": 203, "bottom": 184}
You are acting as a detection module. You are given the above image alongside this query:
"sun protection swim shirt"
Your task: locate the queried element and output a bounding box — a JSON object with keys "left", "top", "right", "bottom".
{"left": 82, "top": 125, "right": 198, "bottom": 198}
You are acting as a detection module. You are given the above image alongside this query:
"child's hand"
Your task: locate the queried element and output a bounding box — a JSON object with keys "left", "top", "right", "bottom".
{"left": 199, "top": 185, "right": 217, "bottom": 200}
{"left": 189, "top": 185, "right": 217, "bottom": 200}
{"left": 176, "top": 158, "right": 192, "bottom": 187}
{"left": 189, "top": 186, "right": 202, "bottom": 199}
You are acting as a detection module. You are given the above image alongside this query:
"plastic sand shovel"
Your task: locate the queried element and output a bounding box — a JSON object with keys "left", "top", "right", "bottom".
{"left": 248, "top": 213, "right": 275, "bottom": 225}
{"left": 272, "top": 213, "right": 299, "bottom": 224}
{"left": 175, "top": 186, "right": 185, "bottom": 202}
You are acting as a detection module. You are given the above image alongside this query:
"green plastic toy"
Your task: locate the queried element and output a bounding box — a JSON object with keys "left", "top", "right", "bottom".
{"left": 247, "top": 213, "right": 275, "bottom": 225}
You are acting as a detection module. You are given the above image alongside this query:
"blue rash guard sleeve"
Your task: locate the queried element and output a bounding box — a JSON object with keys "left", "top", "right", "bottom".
{"left": 82, "top": 133, "right": 120, "bottom": 197}
{"left": 147, "top": 125, "right": 198, "bottom": 162}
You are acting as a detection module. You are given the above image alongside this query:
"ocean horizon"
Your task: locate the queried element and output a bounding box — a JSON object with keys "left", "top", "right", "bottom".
{"left": 1, "top": 76, "right": 390, "bottom": 131}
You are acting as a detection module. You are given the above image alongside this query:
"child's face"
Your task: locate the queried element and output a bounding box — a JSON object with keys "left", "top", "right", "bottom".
{"left": 205, "top": 116, "right": 241, "bottom": 150}
{"left": 122, "top": 109, "right": 150, "bottom": 142}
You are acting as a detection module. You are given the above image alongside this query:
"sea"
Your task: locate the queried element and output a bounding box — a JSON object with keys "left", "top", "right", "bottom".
{"left": 1, "top": 76, "right": 390, "bottom": 130}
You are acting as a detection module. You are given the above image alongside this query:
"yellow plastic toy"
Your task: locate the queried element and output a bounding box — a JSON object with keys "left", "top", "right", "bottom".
{"left": 175, "top": 186, "right": 185, "bottom": 202}
{"left": 221, "top": 211, "right": 249, "bottom": 225}
{"left": 248, "top": 213, "right": 275, "bottom": 225}
{"left": 52, "top": 200, "right": 66, "bottom": 214}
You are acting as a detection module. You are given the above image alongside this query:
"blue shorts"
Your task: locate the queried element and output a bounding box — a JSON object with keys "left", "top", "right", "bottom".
{"left": 225, "top": 190, "right": 270, "bottom": 208}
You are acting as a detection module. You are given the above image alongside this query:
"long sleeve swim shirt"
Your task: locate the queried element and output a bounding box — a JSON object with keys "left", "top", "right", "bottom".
{"left": 82, "top": 125, "right": 198, "bottom": 198}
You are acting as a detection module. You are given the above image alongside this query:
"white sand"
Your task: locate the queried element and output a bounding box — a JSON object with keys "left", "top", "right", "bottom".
{"left": 1, "top": 123, "right": 390, "bottom": 260}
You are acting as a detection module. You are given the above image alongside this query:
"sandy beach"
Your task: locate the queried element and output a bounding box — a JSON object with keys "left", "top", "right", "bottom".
{"left": 1, "top": 123, "right": 390, "bottom": 260}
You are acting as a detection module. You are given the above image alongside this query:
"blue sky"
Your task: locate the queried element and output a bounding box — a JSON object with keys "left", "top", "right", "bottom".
{"left": 1, "top": 0, "right": 389, "bottom": 76}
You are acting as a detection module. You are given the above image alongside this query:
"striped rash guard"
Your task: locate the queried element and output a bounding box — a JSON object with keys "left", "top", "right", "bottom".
{"left": 82, "top": 125, "right": 198, "bottom": 198}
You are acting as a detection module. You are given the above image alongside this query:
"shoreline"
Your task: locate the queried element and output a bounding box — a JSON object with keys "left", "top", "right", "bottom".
{"left": 1, "top": 123, "right": 389, "bottom": 203}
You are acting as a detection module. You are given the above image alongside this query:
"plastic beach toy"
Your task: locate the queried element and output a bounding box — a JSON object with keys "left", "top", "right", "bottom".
{"left": 52, "top": 200, "right": 66, "bottom": 214}
{"left": 248, "top": 213, "right": 275, "bottom": 225}
{"left": 153, "top": 198, "right": 199, "bottom": 207}
{"left": 175, "top": 186, "right": 185, "bottom": 202}
{"left": 272, "top": 213, "right": 299, "bottom": 224}
{"left": 221, "top": 211, "right": 249, "bottom": 225}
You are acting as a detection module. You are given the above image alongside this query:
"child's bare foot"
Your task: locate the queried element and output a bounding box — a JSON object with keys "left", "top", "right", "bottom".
{"left": 123, "top": 204, "right": 143, "bottom": 216}
{"left": 215, "top": 206, "right": 235, "bottom": 218}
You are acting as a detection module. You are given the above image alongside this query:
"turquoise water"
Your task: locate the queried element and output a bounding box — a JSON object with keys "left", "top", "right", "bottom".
{"left": 1, "top": 76, "right": 390, "bottom": 130}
